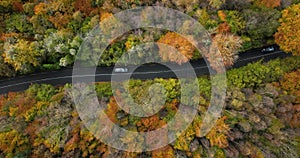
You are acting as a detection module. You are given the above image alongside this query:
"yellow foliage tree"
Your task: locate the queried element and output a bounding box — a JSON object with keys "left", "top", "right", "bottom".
{"left": 218, "top": 10, "right": 226, "bottom": 22}
{"left": 0, "top": 130, "right": 29, "bottom": 156}
{"left": 3, "top": 39, "right": 42, "bottom": 72}
{"left": 275, "top": 3, "right": 300, "bottom": 56}
{"left": 173, "top": 126, "right": 195, "bottom": 151}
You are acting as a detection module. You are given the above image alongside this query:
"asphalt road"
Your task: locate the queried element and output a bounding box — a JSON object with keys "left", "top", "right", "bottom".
{"left": 0, "top": 46, "right": 289, "bottom": 94}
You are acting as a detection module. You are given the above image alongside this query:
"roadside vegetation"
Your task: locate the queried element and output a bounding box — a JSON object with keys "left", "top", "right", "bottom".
{"left": 0, "top": 0, "right": 300, "bottom": 77}
{"left": 0, "top": 56, "right": 300, "bottom": 157}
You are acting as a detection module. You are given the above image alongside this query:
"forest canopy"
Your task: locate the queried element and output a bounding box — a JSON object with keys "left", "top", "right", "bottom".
{"left": 0, "top": 0, "right": 299, "bottom": 77}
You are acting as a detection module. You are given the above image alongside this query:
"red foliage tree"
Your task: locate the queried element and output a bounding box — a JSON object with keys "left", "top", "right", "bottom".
{"left": 12, "top": 1, "right": 24, "bottom": 12}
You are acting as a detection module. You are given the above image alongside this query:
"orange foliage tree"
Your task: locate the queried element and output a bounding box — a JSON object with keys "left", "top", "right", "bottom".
{"left": 218, "top": 10, "right": 226, "bottom": 22}
{"left": 100, "top": 12, "right": 113, "bottom": 22}
{"left": 34, "top": 2, "right": 47, "bottom": 15}
{"left": 279, "top": 69, "right": 300, "bottom": 104}
{"left": 157, "top": 32, "right": 195, "bottom": 64}
{"left": 275, "top": 3, "right": 300, "bottom": 56}
{"left": 206, "top": 116, "right": 230, "bottom": 148}
{"left": 275, "top": 68, "right": 300, "bottom": 128}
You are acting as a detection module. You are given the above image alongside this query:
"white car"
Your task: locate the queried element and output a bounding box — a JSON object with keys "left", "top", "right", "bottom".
{"left": 114, "top": 67, "right": 128, "bottom": 73}
{"left": 261, "top": 46, "right": 275, "bottom": 52}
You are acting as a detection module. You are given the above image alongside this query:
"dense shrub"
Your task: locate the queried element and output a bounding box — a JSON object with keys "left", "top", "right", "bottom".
{"left": 227, "top": 56, "right": 300, "bottom": 88}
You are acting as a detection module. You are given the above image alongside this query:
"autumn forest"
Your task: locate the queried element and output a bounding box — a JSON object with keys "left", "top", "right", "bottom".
{"left": 0, "top": 0, "right": 300, "bottom": 157}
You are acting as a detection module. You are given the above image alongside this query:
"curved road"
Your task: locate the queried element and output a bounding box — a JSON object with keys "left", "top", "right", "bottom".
{"left": 0, "top": 46, "right": 290, "bottom": 94}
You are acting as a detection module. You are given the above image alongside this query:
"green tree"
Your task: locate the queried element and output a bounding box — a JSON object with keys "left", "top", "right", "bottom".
{"left": 222, "top": 0, "right": 252, "bottom": 10}
{"left": 42, "top": 29, "right": 74, "bottom": 64}
{"left": 209, "top": 0, "right": 226, "bottom": 9}
{"left": 172, "top": 0, "right": 199, "bottom": 13}
{"left": 0, "top": 0, "right": 16, "bottom": 13}
{"left": 224, "top": 10, "right": 245, "bottom": 34}
{"left": 5, "top": 13, "right": 32, "bottom": 33}
{"left": 243, "top": 8, "right": 280, "bottom": 47}
{"left": 98, "top": 41, "right": 126, "bottom": 66}
{"left": 29, "top": 15, "right": 53, "bottom": 34}
{"left": 197, "top": 9, "right": 218, "bottom": 30}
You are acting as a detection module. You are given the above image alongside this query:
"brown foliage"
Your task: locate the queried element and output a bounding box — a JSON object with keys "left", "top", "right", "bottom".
{"left": 73, "top": 0, "right": 96, "bottom": 16}
{"left": 12, "top": 1, "right": 23, "bottom": 12}
{"left": 279, "top": 69, "right": 300, "bottom": 103}
{"left": 137, "top": 115, "right": 166, "bottom": 132}
{"left": 209, "top": 33, "right": 242, "bottom": 68}
{"left": 25, "top": 118, "right": 46, "bottom": 142}
{"left": 0, "top": 92, "right": 36, "bottom": 118}
{"left": 0, "top": 32, "right": 20, "bottom": 41}
{"left": 48, "top": 12, "right": 72, "bottom": 29}
{"left": 276, "top": 69, "right": 300, "bottom": 128}
{"left": 217, "top": 22, "right": 231, "bottom": 33}
{"left": 106, "top": 96, "right": 119, "bottom": 123}
{"left": 290, "top": 104, "right": 300, "bottom": 128}
{"left": 63, "top": 111, "right": 81, "bottom": 152}
{"left": 256, "top": 0, "right": 281, "bottom": 8}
